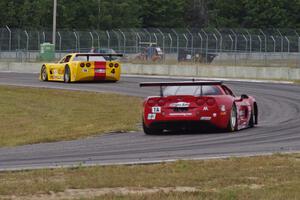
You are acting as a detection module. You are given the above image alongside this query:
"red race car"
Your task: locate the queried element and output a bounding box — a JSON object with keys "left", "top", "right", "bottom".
{"left": 140, "top": 81, "right": 258, "bottom": 134}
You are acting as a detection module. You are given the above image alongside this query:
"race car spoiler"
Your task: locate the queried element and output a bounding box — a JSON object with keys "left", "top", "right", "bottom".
{"left": 140, "top": 81, "right": 223, "bottom": 97}
{"left": 75, "top": 53, "right": 124, "bottom": 57}
{"left": 140, "top": 81, "right": 223, "bottom": 87}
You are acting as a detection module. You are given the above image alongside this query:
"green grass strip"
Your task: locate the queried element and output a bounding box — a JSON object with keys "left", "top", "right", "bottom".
{"left": 0, "top": 85, "right": 142, "bottom": 147}
{"left": 0, "top": 154, "right": 299, "bottom": 199}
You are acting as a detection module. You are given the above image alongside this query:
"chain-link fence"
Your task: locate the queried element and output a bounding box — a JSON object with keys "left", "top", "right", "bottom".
{"left": 1, "top": 26, "right": 300, "bottom": 67}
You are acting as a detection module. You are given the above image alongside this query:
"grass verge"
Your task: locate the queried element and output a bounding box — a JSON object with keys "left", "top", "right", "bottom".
{"left": 0, "top": 85, "right": 142, "bottom": 147}
{"left": 0, "top": 153, "right": 299, "bottom": 199}
{"left": 294, "top": 80, "right": 300, "bottom": 84}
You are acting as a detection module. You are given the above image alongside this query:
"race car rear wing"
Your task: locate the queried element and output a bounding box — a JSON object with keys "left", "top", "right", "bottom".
{"left": 76, "top": 53, "right": 124, "bottom": 57}
{"left": 140, "top": 81, "right": 223, "bottom": 87}
{"left": 75, "top": 53, "right": 123, "bottom": 61}
{"left": 140, "top": 81, "right": 223, "bottom": 97}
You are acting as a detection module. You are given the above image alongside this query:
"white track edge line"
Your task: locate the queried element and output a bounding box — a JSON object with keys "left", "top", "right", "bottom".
{"left": 0, "top": 151, "right": 299, "bottom": 172}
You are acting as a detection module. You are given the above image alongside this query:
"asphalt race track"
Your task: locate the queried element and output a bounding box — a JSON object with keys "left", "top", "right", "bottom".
{"left": 1, "top": 72, "right": 300, "bottom": 171}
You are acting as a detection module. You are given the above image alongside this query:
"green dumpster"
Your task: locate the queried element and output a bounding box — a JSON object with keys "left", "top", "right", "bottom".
{"left": 39, "top": 43, "right": 55, "bottom": 61}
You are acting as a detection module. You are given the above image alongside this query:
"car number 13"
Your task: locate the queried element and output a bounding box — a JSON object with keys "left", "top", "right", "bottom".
{"left": 152, "top": 107, "right": 161, "bottom": 113}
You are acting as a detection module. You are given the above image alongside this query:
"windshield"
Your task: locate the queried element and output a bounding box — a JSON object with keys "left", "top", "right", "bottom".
{"left": 73, "top": 55, "right": 106, "bottom": 62}
{"left": 163, "top": 85, "right": 222, "bottom": 96}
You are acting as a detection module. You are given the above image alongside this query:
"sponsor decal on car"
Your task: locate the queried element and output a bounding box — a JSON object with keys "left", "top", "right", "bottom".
{"left": 200, "top": 116, "right": 212, "bottom": 121}
{"left": 95, "top": 69, "right": 105, "bottom": 73}
{"left": 50, "top": 75, "right": 60, "bottom": 80}
{"left": 241, "top": 102, "right": 250, "bottom": 106}
{"left": 169, "top": 113, "right": 193, "bottom": 116}
{"left": 147, "top": 113, "right": 156, "bottom": 120}
{"left": 203, "top": 106, "right": 209, "bottom": 111}
{"left": 170, "top": 102, "right": 190, "bottom": 108}
{"left": 220, "top": 112, "right": 227, "bottom": 116}
{"left": 239, "top": 110, "right": 245, "bottom": 117}
{"left": 220, "top": 105, "right": 226, "bottom": 112}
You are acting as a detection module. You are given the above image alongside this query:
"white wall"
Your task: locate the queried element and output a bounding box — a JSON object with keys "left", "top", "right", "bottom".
{"left": 0, "top": 62, "right": 300, "bottom": 80}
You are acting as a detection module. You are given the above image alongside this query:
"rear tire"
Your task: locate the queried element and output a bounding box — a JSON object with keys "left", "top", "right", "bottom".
{"left": 250, "top": 103, "right": 258, "bottom": 127}
{"left": 41, "top": 65, "right": 48, "bottom": 81}
{"left": 254, "top": 103, "right": 258, "bottom": 125}
{"left": 227, "top": 104, "right": 238, "bottom": 132}
{"left": 64, "top": 66, "right": 71, "bottom": 83}
{"left": 143, "top": 120, "right": 163, "bottom": 135}
{"left": 249, "top": 110, "right": 255, "bottom": 128}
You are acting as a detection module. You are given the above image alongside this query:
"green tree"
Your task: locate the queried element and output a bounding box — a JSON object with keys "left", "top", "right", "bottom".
{"left": 0, "top": 1, "right": 21, "bottom": 27}
{"left": 141, "top": 0, "right": 185, "bottom": 28}
{"left": 206, "top": 0, "right": 300, "bottom": 28}
{"left": 242, "top": 0, "right": 289, "bottom": 28}
{"left": 1, "top": 0, "right": 300, "bottom": 29}
{"left": 208, "top": 0, "right": 245, "bottom": 28}
{"left": 95, "top": 0, "right": 142, "bottom": 29}
{"left": 0, "top": 0, "right": 52, "bottom": 28}
{"left": 56, "top": 0, "right": 141, "bottom": 29}
{"left": 185, "top": 0, "right": 209, "bottom": 28}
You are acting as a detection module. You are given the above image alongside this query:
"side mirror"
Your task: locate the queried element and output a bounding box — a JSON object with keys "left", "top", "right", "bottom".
{"left": 241, "top": 94, "right": 249, "bottom": 99}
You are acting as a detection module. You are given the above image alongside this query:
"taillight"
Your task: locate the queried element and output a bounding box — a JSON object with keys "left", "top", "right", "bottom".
{"left": 109, "top": 63, "right": 114, "bottom": 68}
{"left": 86, "top": 63, "right": 91, "bottom": 67}
{"left": 80, "top": 63, "right": 85, "bottom": 67}
{"left": 147, "top": 99, "right": 157, "bottom": 106}
{"left": 206, "top": 98, "right": 216, "bottom": 106}
{"left": 158, "top": 99, "right": 166, "bottom": 106}
{"left": 114, "top": 63, "right": 119, "bottom": 68}
{"left": 196, "top": 98, "right": 205, "bottom": 106}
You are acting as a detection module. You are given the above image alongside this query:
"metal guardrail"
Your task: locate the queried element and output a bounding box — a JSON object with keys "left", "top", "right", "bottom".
{"left": 0, "top": 27, "right": 300, "bottom": 67}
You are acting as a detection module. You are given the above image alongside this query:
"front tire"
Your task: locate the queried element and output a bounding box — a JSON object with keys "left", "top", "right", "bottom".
{"left": 41, "top": 65, "right": 48, "bottom": 81}
{"left": 64, "top": 66, "right": 71, "bottom": 83}
{"left": 143, "top": 120, "right": 163, "bottom": 135}
{"left": 227, "top": 104, "right": 238, "bottom": 132}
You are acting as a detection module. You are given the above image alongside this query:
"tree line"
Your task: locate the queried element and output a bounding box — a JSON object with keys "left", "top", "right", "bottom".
{"left": 1, "top": 0, "right": 300, "bottom": 29}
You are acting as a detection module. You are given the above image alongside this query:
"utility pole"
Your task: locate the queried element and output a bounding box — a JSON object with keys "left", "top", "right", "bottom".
{"left": 52, "top": 0, "right": 57, "bottom": 46}
{"left": 98, "top": 0, "right": 101, "bottom": 29}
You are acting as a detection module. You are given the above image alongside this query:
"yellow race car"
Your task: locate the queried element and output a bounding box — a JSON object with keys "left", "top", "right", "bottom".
{"left": 40, "top": 53, "right": 123, "bottom": 83}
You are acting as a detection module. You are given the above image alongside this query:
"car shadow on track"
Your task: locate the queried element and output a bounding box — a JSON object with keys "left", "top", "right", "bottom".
{"left": 143, "top": 126, "right": 258, "bottom": 136}
{"left": 70, "top": 80, "right": 119, "bottom": 84}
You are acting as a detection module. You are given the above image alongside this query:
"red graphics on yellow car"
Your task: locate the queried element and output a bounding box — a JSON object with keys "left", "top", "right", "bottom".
{"left": 40, "top": 53, "right": 123, "bottom": 83}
